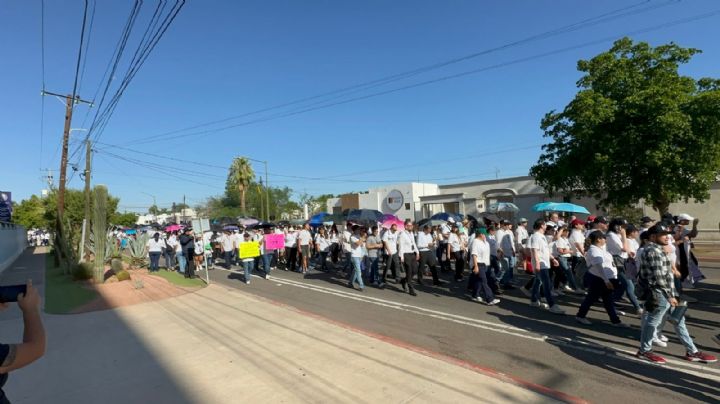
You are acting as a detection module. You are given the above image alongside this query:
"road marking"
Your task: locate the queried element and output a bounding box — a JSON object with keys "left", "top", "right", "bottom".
{"left": 214, "top": 268, "right": 720, "bottom": 380}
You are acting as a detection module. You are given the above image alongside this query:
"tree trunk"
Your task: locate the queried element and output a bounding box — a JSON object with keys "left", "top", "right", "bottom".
{"left": 240, "top": 186, "right": 246, "bottom": 216}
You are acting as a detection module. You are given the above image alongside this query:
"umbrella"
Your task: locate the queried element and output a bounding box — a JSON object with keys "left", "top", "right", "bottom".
{"left": 124, "top": 229, "right": 137, "bottom": 235}
{"left": 290, "top": 219, "right": 307, "bottom": 226}
{"left": 416, "top": 218, "right": 447, "bottom": 228}
{"left": 532, "top": 202, "right": 590, "bottom": 214}
{"left": 309, "top": 212, "right": 332, "bottom": 226}
{"left": 276, "top": 220, "right": 290, "bottom": 227}
{"left": 223, "top": 225, "right": 239, "bottom": 231}
{"left": 345, "top": 209, "right": 384, "bottom": 225}
{"left": 430, "top": 212, "right": 463, "bottom": 222}
{"left": 250, "top": 221, "right": 276, "bottom": 229}
{"left": 237, "top": 217, "right": 260, "bottom": 227}
{"left": 165, "top": 224, "right": 182, "bottom": 232}
{"left": 488, "top": 202, "right": 520, "bottom": 213}
{"left": 381, "top": 213, "right": 398, "bottom": 222}
{"left": 381, "top": 218, "right": 405, "bottom": 229}
{"left": 478, "top": 212, "right": 501, "bottom": 223}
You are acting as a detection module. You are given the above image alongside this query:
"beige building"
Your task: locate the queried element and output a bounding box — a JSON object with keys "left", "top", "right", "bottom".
{"left": 327, "top": 176, "right": 720, "bottom": 242}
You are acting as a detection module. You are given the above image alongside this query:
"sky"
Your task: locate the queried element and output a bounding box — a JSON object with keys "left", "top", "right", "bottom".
{"left": 2, "top": 0, "right": 719, "bottom": 213}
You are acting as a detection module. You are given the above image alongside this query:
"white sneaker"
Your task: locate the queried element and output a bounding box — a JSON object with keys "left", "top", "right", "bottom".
{"left": 470, "top": 296, "right": 482, "bottom": 303}
{"left": 530, "top": 301, "right": 549, "bottom": 309}
{"left": 548, "top": 305, "right": 565, "bottom": 315}
{"left": 658, "top": 334, "right": 669, "bottom": 343}
{"left": 484, "top": 298, "right": 501, "bottom": 306}
{"left": 576, "top": 316, "right": 592, "bottom": 325}
{"left": 652, "top": 337, "right": 668, "bottom": 348}
{"left": 563, "top": 285, "right": 574, "bottom": 293}
{"left": 617, "top": 310, "right": 626, "bottom": 316}
{"left": 572, "top": 288, "right": 587, "bottom": 295}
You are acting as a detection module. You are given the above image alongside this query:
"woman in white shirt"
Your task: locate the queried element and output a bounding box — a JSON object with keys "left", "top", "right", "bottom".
{"left": 314, "top": 227, "right": 331, "bottom": 272}
{"left": 575, "top": 231, "right": 627, "bottom": 327}
{"left": 146, "top": 232, "right": 164, "bottom": 273}
{"left": 553, "top": 227, "right": 581, "bottom": 293}
{"left": 447, "top": 226, "right": 465, "bottom": 282}
{"left": 607, "top": 219, "right": 641, "bottom": 314}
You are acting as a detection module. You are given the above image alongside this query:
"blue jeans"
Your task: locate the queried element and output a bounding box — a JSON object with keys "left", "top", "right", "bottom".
{"left": 640, "top": 293, "right": 696, "bottom": 353}
{"left": 316, "top": 251, "right": 328, "bottom": 271}
{"left": 349, "top": 257, "right": 364, "bottom": 289}
{"left": 368, "top": 256, "right": 380, "bottom": 284}
{"left": 499, "top": 256, "right": 515, "bottom": 286}
{"left": 149, "top": 251, "right": 161, "bottom": 272}
{"left": 531, "top": 267, "right": 555, "bottom": 307}
{"left": 615, "top": 271, "right": 640, "bottom": 310}
{"left": 177, "top": 253, "right": 186, "bottom": 274}
{"left": 242, "top": 260, "right": 254, "bottom": 282}
{"left": 262, "top": 252, "right": 273, "bottom": 274}
{"left": 558, "top": 256, "right": 578, "bottom": 290}
{"left": 470, "top": 264, "right": 494, "bottom": 302}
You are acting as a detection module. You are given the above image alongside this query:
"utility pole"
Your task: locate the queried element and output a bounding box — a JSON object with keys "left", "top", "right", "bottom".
{"left": 264, "top": 161, "right": 270, "bottom": 222}
{"left": 41, "top": 90, "right": 92, "bottom": 219}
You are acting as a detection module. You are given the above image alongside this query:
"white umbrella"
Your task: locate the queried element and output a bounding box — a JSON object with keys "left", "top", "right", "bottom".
{"left": 488, "top": 202, "right": 520, "bottom": 213}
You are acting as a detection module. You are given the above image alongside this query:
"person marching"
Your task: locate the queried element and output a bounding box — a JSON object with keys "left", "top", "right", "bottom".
{"left": 398, "top": 219, "right": 420, "bottom": 296}
{"left": 469, "top": 227, "right": 500, "bottom": 305}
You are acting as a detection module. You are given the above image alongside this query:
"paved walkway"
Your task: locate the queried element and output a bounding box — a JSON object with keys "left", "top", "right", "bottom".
{"left": 0, "top": 249, "right": 571, "bottom": 403}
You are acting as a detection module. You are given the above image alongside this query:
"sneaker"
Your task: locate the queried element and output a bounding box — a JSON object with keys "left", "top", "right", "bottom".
{"left": 378, "top": 282, "right": 386, "bottom": 289}
{"left": 658, "top": 334, "right": 669, "bottom": 343}
{"left": 617, "top": 310, "right": 626, "bottom": 316}
{"left": 685, "top": 351, "right": 718, "bottom": 363}
{"left": 530, "top": 301, "right": 549, "bottom": 309}
{"left": 483, "top": 298, "right": 501, "bottom": 306}
{"left": 712, "top": 334, "right": 720, "bottom": 346}
{"left": 571, "top": 288, "right": 587, "bottom": 295}
{"left": 563, "top": 285, "right": 574, "bottom": 293}
{"left": 470, "top": 296, "right": 482, "bottom": 303}
{"left": 576, "top": 316, "right": 592, "bottom": 325}
{"left": 636, "top": 350, "right": 667, "bottom": 364}
{"left": 635, "top": 307, "right": 644, "bottom": 316}
{"left": 245, "top": 280, "right": 250, "bottom": 285}
{"left": 611, "top": 322, "right": 630, "bottom": 328}
{"left": 264, "top": 274, "right": 270, "bottom": 280}
{"left": 548, "top": 305, "right": 565, "bottom": 315}
{"left": 652, "top": 337, "right": 668, "bottom": 348}
{"left": 521, "top": 287, "right": 532, "bottom": 297}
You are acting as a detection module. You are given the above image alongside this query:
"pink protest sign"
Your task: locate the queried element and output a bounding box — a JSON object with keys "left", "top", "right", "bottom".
{"left": 264, "top": 233, "right": 285, "bottom": 250}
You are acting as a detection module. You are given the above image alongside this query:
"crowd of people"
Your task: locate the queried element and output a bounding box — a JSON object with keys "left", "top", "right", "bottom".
{"left": 25, "top": 230, "right": 50, "bottom": 247}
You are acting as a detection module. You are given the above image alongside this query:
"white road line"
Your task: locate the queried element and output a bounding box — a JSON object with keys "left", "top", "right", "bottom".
{"left": 214, "top": 268, "right": 720, "bottom": 380}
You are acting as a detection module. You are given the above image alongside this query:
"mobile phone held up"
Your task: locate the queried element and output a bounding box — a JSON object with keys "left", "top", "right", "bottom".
{"left": 0, "top": 285, "right": 27, "bottom": 303}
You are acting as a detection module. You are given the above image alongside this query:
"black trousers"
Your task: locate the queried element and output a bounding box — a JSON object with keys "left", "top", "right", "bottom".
{"left": 470, "top": 264, "right": 494, "bottom": 301}
{"left": 402, "top": 253, "right": 418, "bottom": 292}
{"left": 437, "top": 243, "right": 450, "bottom": 271}
{"left": 383, "top": 253, "right": 400, "bottom": 280}
{"left": 453, "top": 251, "right": 465, "bottom": 280}
{"left": 286, "top": 247, "right": 298, "bottom": 271}
{"left": 418, "top": 250, "right": 439, "bottom": 283}
{"left": 186, "top": 249, "right": 196, "bottom": 278}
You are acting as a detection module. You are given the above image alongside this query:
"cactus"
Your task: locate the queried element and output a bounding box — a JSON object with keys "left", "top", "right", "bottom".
{"left": 92, "top": 185, "right": 108, "bottom": 283}
{"left": 111, "top": 258, "right": 124, "bottom": 274}
{"left": 115, "top": 269, "right": 131, "bottom": 282}
{"left": 128, "top": 232, "right": 150, "bottom": 269}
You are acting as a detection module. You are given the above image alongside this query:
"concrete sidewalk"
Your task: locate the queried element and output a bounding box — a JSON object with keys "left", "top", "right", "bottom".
{"left": 1, "top": 279, "right": 570, "bottom": 403}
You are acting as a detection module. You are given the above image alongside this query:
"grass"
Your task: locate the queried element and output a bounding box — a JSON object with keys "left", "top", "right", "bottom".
{"left": 148, "top": 269, "right": 206, "bottom": 288}
{"left": 44, "top": 253, "right": 99, "bottom": 314}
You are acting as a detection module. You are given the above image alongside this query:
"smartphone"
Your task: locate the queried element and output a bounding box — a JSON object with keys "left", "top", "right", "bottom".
{"left": 0, "top": 285, "right": 27, "bottom": 303}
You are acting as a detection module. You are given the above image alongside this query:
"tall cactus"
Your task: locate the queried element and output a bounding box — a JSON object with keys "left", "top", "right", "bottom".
{"left": 92, "top": 185, "right": 108, "bottom": 283}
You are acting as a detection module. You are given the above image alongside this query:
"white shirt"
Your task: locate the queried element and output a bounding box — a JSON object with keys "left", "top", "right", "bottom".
{"left": 350, "top": 234, "right": 364, "bottom": 258}
{"left": 568, "top": 229, "right": 585, "bottom": 257}
{"left": 586, "top": 244, "right": 617, "bottom": 281}
{"left": 439, "top": 224, "right": 451, "bottom": 240}
{"left": 470, "top": 237, "right": 490, "bottom": 266}
{"left": 448, "top": 233, "right": 462, "bottom": 252}
{"left": 382, "top": 230, "right": 398, "bottom": 255}
{"left": 497, "top": 228, "right": 515, "bottom": 255}
{"left": 515, "top": 226, "right": 529, "bottom": 247}
{"left": 528, "top": 231, "right": 551, "bottom": 269}
{"left": 397, "top": 230, "right": 418, "bottom": 256}
{"left": 220, "top": 234, "right": 234, "bottom": 252}
{"left": 553, "top": 237, "right": 572, "bottom": 258}
{"left": 285, "top": 231, "right": 298, "bottom": 248}
{"left": 297, "top": 229, "right": 312, "bottom": 246}
{"left": 627, "top": 238, "right": 639, "bottom": 257}
{"left": 315, "top": 235, "right": 331, "bottom": 252}
{"left": 605, "top": 232, "right": 627, "bottom": 259}
{"left": 416, "top": 232, "right": 434, "bottom": 251}
{"left": 342, "top": 230, "right": 352, "bottom": 252}
{"left": 146, "top": 238, "right": 164, "bottom": 253}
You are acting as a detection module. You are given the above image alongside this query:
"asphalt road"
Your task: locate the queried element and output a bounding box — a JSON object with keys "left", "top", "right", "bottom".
{"left": 207, "top": 259, "right": 720, "bottom": 404}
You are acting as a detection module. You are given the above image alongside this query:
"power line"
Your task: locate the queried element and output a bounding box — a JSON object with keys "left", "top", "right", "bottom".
{"left": 39, "top": 0, "right": 46, "bottom": 171}
{"left": 70, "top": 0, "right": 90, "bottom": 102}
{"left": 126, "top": 7, "right": 718, "bottom": 147}
{"left": 76, "top": 0, "right": 96, "bottom": 97}
{"left": 117, "top": 0, "right": 678, "bottom": 146}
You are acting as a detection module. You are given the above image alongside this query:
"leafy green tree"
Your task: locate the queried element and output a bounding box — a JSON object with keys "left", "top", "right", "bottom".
{"left": 148, "top": 204, "right": 160, "bottom": 215}
{"left": 227, "top": 157, "right": 256, "bottom": 216}
{"left": 530, "top": 38, "right": 720, "bottom": 214}
{"left": 110, "top": 212, "right": 139, "bottom": 227}
{"left": 12, "top": 195, "right": 46, "bottom": 229}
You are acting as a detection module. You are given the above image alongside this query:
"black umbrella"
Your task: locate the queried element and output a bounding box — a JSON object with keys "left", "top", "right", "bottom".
{"left": 344, "top": 209, "right": 384, "bottom": 225}
{"left": 479, "top": 212, "right": 501, "bottom": 223}
{"left": 249, "top": 221, "right": 276, "bottom": 229}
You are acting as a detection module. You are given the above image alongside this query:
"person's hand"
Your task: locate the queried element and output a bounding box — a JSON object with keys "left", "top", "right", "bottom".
{"left": 472, "top": 266, "right": 479, "bottom": 274}
{"left": 0, "top": 302, "right": 8, "bottom": 311}
{"left": 619, "top": 227, "right": 626, "bottom": 237}
{"left": 669, "top": 297, "right": 678, "bottom": 307}
{"left": 551, "top": 258, "right": 559, "bottom": 267}
{"left": 693, "top": 218, "right": 699, "bottom": 226}
{"left": 605, "top": 281, "right": 614, "bottom": 290}
{"left": 415, "top": 254, "right": 420, "bottom": 262}
{"left": 17, "top": 280, "right": 41, "bottom": 313}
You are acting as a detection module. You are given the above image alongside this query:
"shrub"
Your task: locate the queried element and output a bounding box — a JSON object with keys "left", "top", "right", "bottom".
{"left": 72, "top": 262, "right": 94, "bottom": 281}
{"left": 111, "top": 258, "right": 123, "bottom": 274}
{"left": 115, "top": 269, "right": 131, "bottom": 282}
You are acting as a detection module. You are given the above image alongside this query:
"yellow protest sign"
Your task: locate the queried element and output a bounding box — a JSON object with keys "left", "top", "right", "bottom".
{"left": 239, "top": 241, "right": 261, "bottom": 259}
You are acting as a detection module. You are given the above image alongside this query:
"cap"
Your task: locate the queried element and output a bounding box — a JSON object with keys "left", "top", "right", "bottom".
{"left": 447, "top": 217, "right": 456, "bottom": 223}
{"left": 647, "top": 223, "right": 673, "bottom": 236}
{"left": 184, "top": 227, "right": 193, "bottom": 232}
{"left": 640, "top": 216, "right": 654, "bottom": 224}
{"left": 677, "top": 213, "right": 694, "bottom": 222}
{"left": 545, "top": 222, "right": 557, "bottom": 229}
{"left": 500, "top": 219, "right": 510, "bottom": 225}
{"left": 593, "top": 216, "right": 609, "bottom": 224}
{"left": 518, "top": 217, "right": 528, "bottom": 223}
{"left": 570, "top": 219, "right": 584, "bottom": 227}
{"left": 475, "top": 227, "right": 488, "bottom": 236}
{"left": 587, "top": 215, "right": 597, "bottom": 222}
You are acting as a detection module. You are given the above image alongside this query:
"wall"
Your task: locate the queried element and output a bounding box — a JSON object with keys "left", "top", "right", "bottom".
{"left": 0, "top": 223, "right": 27, "bottom": 276}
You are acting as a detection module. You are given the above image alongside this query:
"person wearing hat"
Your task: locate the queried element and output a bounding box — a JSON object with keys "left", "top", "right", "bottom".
{"left": 585, "top": 216, "right": 608, "bottom": 238}
{"left": 675, "top": 213, "right": 705, "bottom": 288}
{"left": 606, "top": 218, "right": 642, "bottom": 315}
{"left": 568, "top": 219, "right": 586, "bottom": 284}
{"left": 636, "top": 224, "right": 716, "bottom": 364}
{"left": 469, "top": 227, "right": 500, "bottom": 305}
{"left": 639, "top": 216, "right": 655, "bottom": 234}
{"left": 179, "top": 227, "right": 196, "bottom": 279}
{"left": 528, "top": 219, "right": 565, "bottom": 315}
{"left": 437, "top": 219, "right": 452, "bottom": 273}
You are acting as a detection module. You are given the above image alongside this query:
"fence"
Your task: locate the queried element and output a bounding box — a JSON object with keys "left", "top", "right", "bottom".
{"left": 0, "top": 222, "right": 27, "bottom": 276}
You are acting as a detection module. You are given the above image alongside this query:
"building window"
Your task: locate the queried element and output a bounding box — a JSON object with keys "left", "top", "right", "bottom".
{"left": 405, "top": 203, "right": 410, "bottom": 210}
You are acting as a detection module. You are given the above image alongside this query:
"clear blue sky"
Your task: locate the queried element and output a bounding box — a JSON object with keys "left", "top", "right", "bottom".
{"left": 2, "top": 0, "right": 719, "bottom": 212}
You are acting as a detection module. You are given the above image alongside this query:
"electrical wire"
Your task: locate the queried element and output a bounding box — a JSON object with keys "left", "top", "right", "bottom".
{"left": 116, "top": 0, "right": 678, "bottom": 146}
{"left": 126, "top": 8, "right": 720, "bottom": 147}
{"left": 70, "top": 0, "right": 89, "bottom": 102}
{"left": 76, "top": 0, "right": 96, "bottom": 97}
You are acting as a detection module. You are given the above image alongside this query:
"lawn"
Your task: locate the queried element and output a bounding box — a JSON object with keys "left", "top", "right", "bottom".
{"left": 148, "top": 269, "right": 206, "bottom": 288}
{"left": 44, "top": 253, "right": 99, "bottom": 314}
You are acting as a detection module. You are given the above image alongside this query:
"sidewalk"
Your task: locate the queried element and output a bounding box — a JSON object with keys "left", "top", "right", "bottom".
{"left": 0, "top": 253, "right": 570, "bottom": 403}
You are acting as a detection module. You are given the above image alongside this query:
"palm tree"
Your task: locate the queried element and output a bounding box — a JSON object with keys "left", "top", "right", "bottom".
{"left": 228, "top": 157, "right": 255, "bottom": 216}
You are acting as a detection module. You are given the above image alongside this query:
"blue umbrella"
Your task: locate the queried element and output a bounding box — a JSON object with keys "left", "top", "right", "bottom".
{"left": 532, "top": 202, "right": 590, "bottom": 214}
{"left": 430, "top": 212, "right": 463, "bottom": 222}
{"left": 309, "top": 212, "right": 332, "bottom": 226}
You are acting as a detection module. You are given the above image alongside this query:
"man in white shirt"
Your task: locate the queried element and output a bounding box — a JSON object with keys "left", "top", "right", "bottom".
{"left": 382, "top": 224, "right": 401, "bottom": 282}
{"left": 398, "top": 219, "right": 420, "bottom": 296}
{"left": 497, "top": 220, "right": 516, "bottom": 288}
{"left": 416, "top": 225, "right": 441, "bottom": 286}
{"left": 437, "top": 219, "right": 452, "bottom": 272}
{"left": 342, "top": 222, "right": 353, "bottom": 272}
{"left": 284, "top": 226, "right": 299, "bottom": 272}
{"left": 297, "top": 223, "right": 313, "bottom": 274}
{"left": 469, "top": 228, "right": 500, "bottom": 305}
{"left": 347, "top": 225, "right": 366, "bottom": 291}
{"left": 528, "top": 219, "right": 565, "bottom": 314}
{"left": 220, "top": 230, "right": 235, "bottom": 269}
{"left": 515, "top": 218, "right": 529, "bottom": 269}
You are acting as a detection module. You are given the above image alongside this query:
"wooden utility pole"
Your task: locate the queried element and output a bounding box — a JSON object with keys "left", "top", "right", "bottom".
{"left": 58, "top": 95, "right": 74, "bottom": 218}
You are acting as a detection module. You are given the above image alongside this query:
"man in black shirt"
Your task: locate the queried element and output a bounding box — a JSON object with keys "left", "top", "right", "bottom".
{"left": 1, "top": 280, "right": 46, "bottom": 404}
